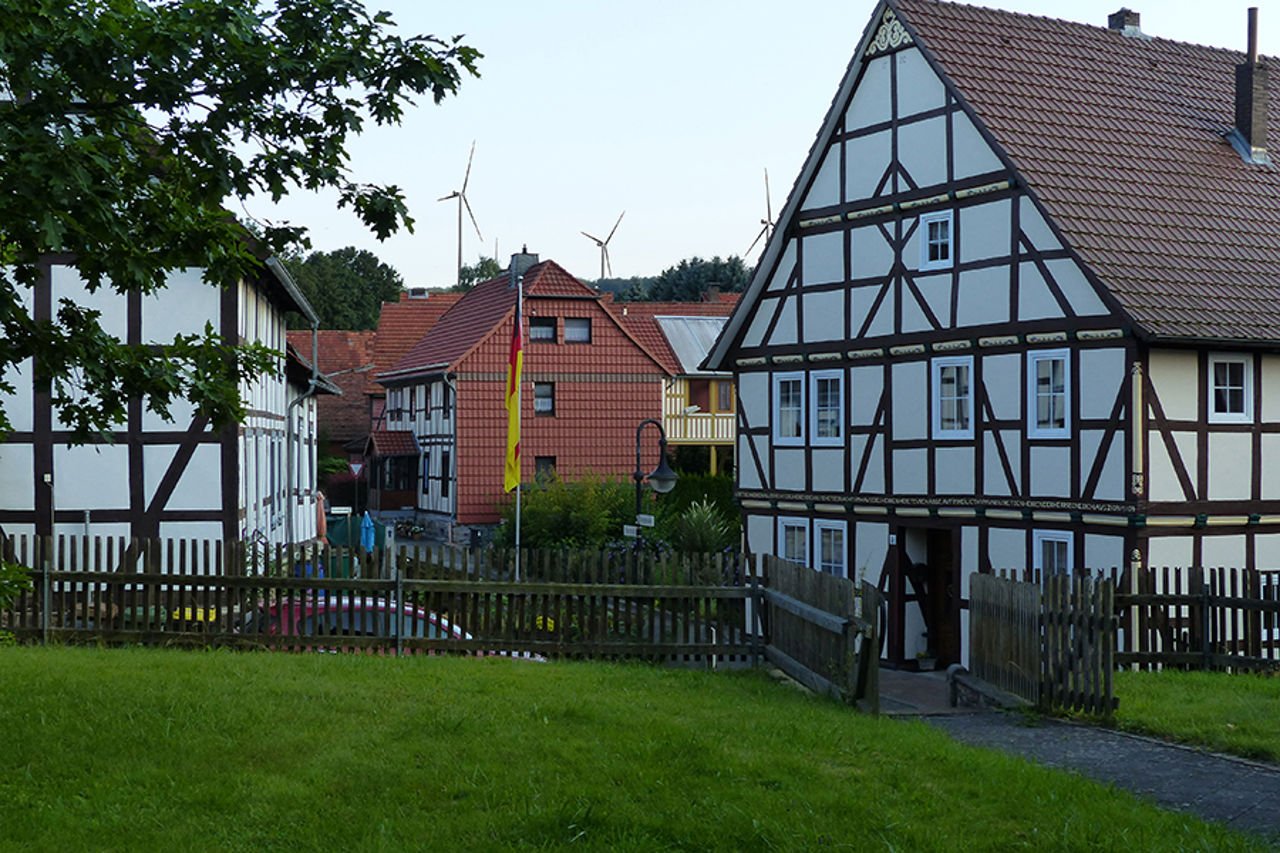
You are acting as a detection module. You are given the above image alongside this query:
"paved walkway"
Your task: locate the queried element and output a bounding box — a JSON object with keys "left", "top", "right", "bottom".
{"left": 880, "top": 670, "right": 1280, "bottom": 840}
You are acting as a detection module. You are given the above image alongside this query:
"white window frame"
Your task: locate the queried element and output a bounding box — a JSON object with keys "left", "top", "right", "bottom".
{"left": 809, "top": 369, "right": 844, "bottom": 446}
{"left": 773, "top": 371, "right": 805, "bottom": 446}
{"left": 932, "top": 355, "right": 974, "bottom": 440}
{"left": 564, "top": 317, "right": 591, "bottom": 343}
{"left": 1033, "top": 530, "right": 1074, "bottom": 576}
{"left": 814, "top": 519, "right": 848, "bottom": 578}
{"left": 918, "top": 210, "right": 954, "bottom": 271}
{"left": 777, "top": 516, "right": 809, "bottom": 568}
{"left": 1208, "top": 353, "right": 1253, "bottom": 424}
{"left": 1027, "top": 348, "right": 1071, "bottom": 440}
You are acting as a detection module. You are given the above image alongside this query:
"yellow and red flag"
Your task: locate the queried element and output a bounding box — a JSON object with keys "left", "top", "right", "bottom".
{"left": 503, "top": 307, "right": 523, "bottom": 492}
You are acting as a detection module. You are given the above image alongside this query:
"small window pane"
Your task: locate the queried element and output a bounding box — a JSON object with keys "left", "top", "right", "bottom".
{"left": 782, "top": 524, "right": 807, "bottom": 565}
{"left": 716, "top": 381, "right": 733, "bottom": 412}
{"left": 778, "top": 379, "right": 802, "bottom": 438}
{"left": 818, "top": 526, "right": 844, "bottom": 576}
{"left": 1213, "top": 360, "right": 1246, "bottom": 415}
{"left": 530, "top": 317, "right": 556, "bottom": 342}
{"left": 815, "top": 376, "right": 841, "bottom": 438}
{"left": 564, "top": 317, "right": 591, "bottom": 342}
{"left": 533, "top": 383, "right": 555, "bottom": 414}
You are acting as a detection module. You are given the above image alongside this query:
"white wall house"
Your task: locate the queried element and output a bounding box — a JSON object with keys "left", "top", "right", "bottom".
{"left": 0, "top": 254, "right": 332, "bottom": 547}
{"left": 704, "top": 2, "right": 1280, "bottom": 668}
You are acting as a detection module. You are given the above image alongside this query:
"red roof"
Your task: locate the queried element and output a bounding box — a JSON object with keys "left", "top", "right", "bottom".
{"left": 895, "top": 0, "right": 1280, "bottom": 341}
{"left": 370, "top": 292, "right": 464, "bottom": 383}
{"left": 366, "top": 429, "right": 418, "bottom": 457}
{"left": 286, "top": 330, "right": 375, "bottom": 444}
{"left": 616, "top": 296, "right": 740, "bottom": 374}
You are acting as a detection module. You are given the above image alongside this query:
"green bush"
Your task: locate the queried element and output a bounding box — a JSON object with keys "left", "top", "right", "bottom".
{"left": 662, "top": 499, "right": 735, "bottom": 554}
{"left": 493, "top": 475, "right": 634, "bottom": 550}
{"left": 0, "top": 559, "right": 30, "bottom": 611}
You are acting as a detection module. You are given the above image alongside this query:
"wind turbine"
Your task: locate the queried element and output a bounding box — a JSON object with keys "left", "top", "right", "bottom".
{"left": 745, "top": 168, "right": 774, "bottom": 259}
{"left": 581, "top": 210, "right": 625, "bottom": 279}
{"left": 438, "top": 141, "right": 483, "bottom": 288}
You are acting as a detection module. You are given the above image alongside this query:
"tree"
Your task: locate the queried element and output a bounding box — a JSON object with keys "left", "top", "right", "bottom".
{"left": 284, "top": 248, "right": 404, "bottom": 330}
{"left": 0, "top": 0, "right": 480, "bottom": 438}
{"left": 641, "top": 256, "right": 750, "bottom": 302}
{"left": 452, "top": 256, "right": 502, "bottom": 291}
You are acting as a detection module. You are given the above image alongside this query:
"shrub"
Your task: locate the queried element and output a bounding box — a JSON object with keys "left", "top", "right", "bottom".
{"left": 493, "top": 475, "right": 633, "bottom": 550}
{"left": 0, "top": 559, "right": 30, "bottom": 610}
{"left": 663, "top": 499, "right": 735, "bottom": 554}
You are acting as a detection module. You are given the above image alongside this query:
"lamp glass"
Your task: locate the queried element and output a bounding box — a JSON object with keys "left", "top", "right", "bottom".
{"left": 647, "top": 456, "right": 678, "bottom": 494}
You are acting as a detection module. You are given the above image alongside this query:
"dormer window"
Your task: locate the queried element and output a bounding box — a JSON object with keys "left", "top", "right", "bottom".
{"left": 530, "top": 316, "right": 556, "bottom": 342}
{"left": 565, "top": 317, "right": 591, "bottom": 343}
{"left": 919, "top": 211, "right": 953, "bottom": 271}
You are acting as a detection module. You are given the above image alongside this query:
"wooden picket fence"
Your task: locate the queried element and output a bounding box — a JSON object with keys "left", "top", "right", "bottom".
{"left": 969, "top": 571, "right": 1116, "bottom": 716}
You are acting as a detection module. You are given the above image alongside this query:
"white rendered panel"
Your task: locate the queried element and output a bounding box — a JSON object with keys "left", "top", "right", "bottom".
{"left": 739, "top": 373, "right": 768, "bottom": 426}
{"left": 845, "top": 55, "right": 891, "bottom": 130}
{"left": 803, "top": 146, "right": 842, "bottom": 210}
{"left": 803, "top": 290, "right": 846, "bottom": 342}
{"left": 1019, "top": 198, "right": 1061, "bottom": 251}
{"left": 812, "top": 449, "right": 844, "bottom": 492}
{"left": 982, "top": 354, "right": 1020, "bottom": 421}
{"left": 1201, "top": 534, "right": 1246, "bottom": 569}
{"left": 894, "top": 447, "right": 927, "bottom": 494}
{"left": 987, "top": 527, "right": 1025, "bottom": 572}
{"left": 914, "top": 273, "right": 952, "bottom": 328}
{"left": 746, "top": 514, "right": 772, "bottom": 555}
{"left": 862, "top": 435, "right": 885, "bottom": 493}
{"left": 1030, "top": 446, "right": 1070, "bottom": 497}
{"left": 55, "top": 444, "right": 129, "bottom": 509}
{"left": 1016, "top": 262, "right": 1060, "bottom": 322}
{"left": 1079, "top": 349, "right": 1126, "bottom": 420}
{"left": 1147, "top": 536, "right": 1192, "bottom": 570}
{"left": 1148, "top": 350, "right": 1197, "bottom": 421}
{"left": 1150, "top": 432, "right": 1197, "bottom": 503}
{"left": 0, "top": 444, "right": 33, "bottom": 510}
{"left": 983, "top": 433, "right": 1012, "bottom": 497}
{"left": 1084, "top": 534, "right": 1125, "bottom": 573}
{"left": 850, "top": 225, "right": 895, "bottom": 279}
{"left": 142, "top": 398, "right": 199, "bottom": 432}
{"left": 51, "top": 265, "right": 127, "bottom": 340}
{"left": 850, "top": 365, "right": 883, "bottom": 425}
{"left": 1093, "top": 435, "right": 1125, "bottom": 501}
{"left": 1255, "top": 533, "right": 1280, "bottom": 570}
{"left": 894, "top": 48, "right": 946, "bottom": 117}
{"left": 774, "top": 447, "right": 805, "bottom": 491}
{"left": 935, "top": 446, "right": 974, "bottom": 494}
{"left": 901, "top": 285, "right": 932, "bottom": 334}
{"left": 1044, "top": 259, "right": 1107, "bottom": 316}
{"left": 855, "top": 521, "right": 889, "bottom": 582}
{"left": 959, "top": 199, "right": 1011, "bottom": 264}
{"left": 955, "top": 266, "right": 1009, "bottom": 327}
{"left": 143, "top": 268, "right": 219, "bottom": 343}
{"left": 951, "top": 112, "right": 1003, "bottom": 178}
{"left": 1263, "top": 435, "right": 1280, "bottom": 500}
{"left": 157, "top": 521, "right": 222, "bottom": 543}
{"left": 1263, "top": 356, "right": 1280, "bottom": 422}
{"left": 845, "top": 131, "right": 892, "bottom": 200}
{"left": 767, "top": 241, "right": 797, "bottom": 293}
{"left": 865, "top": 282, "right": 895, "bottom": 337}
{"left": 961, "top": 527, "right": 979, "bottom": 595}
{"left": 891, "top": 361, "right": 927, "bottom": 439}
{"left": 802, "top": 232, "right": 844, "bottom": 285}
{"left": 0, "top": 360, "right": 33, "bottom": 432}
{"left": 742, "top": 298, "right": 777, "bottom": 348}
{"left": 1208, "top": 433, "right": 1252, "bottom": 501}
{"left": 897, "top": 115, "right": 947, "bottom": 189}
{"left": 770, "top": 297, "right": 798, "bottom": 346}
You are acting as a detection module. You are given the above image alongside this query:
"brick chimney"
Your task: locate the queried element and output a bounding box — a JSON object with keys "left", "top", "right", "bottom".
{"left": 1107, "top": 8, "right": 1142, "bottom": 36}
{"left": 509, "top": 245, "right": 539, "bottom": 287}
{"left": 1235, "top": 7, "right": 1269, "bottom": 160}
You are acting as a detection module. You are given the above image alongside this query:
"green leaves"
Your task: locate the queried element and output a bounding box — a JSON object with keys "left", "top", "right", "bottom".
{"left": 0, "top": 0, "right": 479, "bottom": 440}
{"left": 282, "top": 246, "right": 404, "bottom": 331}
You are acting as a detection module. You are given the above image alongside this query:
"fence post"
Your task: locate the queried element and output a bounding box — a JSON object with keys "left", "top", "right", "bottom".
{"left": 1200, "top": 581, "right": 1211, "bottom": 670}
{"left": 748, "top": 553, "right": 761, "bottom": 667}
{"left": 41, "top": 535, "right": 51, "bottom": 645}
{"left": 394, "top": 557, "right": 404, "bottom": 658}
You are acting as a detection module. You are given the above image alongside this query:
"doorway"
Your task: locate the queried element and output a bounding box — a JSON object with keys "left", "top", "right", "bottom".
{"left": 896, "top": 525, "right": 960, "bottom": 668}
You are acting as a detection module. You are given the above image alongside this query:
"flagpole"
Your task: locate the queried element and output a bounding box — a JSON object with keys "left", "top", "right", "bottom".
{"left": 513, "top": 274, "right": 523, "bottom": 581}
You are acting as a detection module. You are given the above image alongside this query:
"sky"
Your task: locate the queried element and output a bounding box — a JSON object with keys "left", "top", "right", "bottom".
{"left": 247, "top": 0, "right": 1279, "bottom": 289}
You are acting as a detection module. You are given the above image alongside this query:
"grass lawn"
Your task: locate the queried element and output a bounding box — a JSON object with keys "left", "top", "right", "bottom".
{"left": 1114, "top": 669, "right": 1280, "bottom": 763}
{"left": 0, "top": 649, "right": 1264, "bottom": 852}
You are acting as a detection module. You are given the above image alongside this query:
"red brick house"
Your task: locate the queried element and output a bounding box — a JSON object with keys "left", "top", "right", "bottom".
{"left": 374, "top": 252, "right": 670, "bottom": 538}
{"left": 285, "top": 329, "right": 376, "bottom": 462}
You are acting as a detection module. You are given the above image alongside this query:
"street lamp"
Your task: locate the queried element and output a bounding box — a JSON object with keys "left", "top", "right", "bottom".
{"left": 634, "top": 418, "right": 678, "bottom": 518}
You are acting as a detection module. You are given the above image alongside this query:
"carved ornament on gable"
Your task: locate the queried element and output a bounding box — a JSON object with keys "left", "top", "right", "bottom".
{"left": 866, "top": 9, "right": 913, "bottom": 56}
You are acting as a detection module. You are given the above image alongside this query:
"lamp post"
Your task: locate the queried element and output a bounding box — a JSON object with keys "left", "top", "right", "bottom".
{"left": 634, "top": 418, "right": 677, "bottom": 519}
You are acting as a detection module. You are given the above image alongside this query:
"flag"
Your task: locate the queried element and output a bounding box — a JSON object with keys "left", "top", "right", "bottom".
{"left": 503, "top": 307, "right": 523, "bottom": 492}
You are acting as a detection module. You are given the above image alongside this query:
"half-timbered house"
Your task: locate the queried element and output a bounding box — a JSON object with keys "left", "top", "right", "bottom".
{"left": 374, "top": 252, "right": 670, "bottom": 540}
{"left": 0, "top": 255, "right": 333, "bottom": 547}
{"left": 704, "top": 1, "right": 1280, "bottom": 667}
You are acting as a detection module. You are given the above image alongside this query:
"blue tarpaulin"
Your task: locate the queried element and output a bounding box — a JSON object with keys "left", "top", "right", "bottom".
{"left": 360, "top": 511, "right": 376, "bottom": 552}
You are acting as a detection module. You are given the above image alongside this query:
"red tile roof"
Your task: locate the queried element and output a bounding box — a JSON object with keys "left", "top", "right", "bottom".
{"left": 366, "top": 429, "right": 418, "bottom": 457}
{"left": 370, "top": 292, "right": 464, "bottom": 383}
{"left": 615, "top": 297, "right": 740, "bottom": 374}
{"left": 895, "top": 0, "right": 1280, "bottom": 342}
{"left": 287, "top": 330, "right": 375, "bottom": 444}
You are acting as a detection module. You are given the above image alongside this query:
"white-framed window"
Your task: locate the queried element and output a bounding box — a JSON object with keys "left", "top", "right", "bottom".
{"left": 810, "top": 370, "right": 844, "bottom": 446}
{"left": 1208, "top": 354, "right": 1252, "bottom": 423}
{"left": 773, "top": 371, "right": 805, "bottom": 446}
{"left": 564, "top": 317, "right": 592, "bottom": 343}
{"left": 1033, "top": 530, "right": 1074, "bottom": 575}
{"left": 777, "top": 517, "right": 809, "bottom": 567}
{"left": 918, "top": 210, "right": 953, "bottom": 271}
{"left": 1027, "top": 349, "right": 1070, "bottom": 439}
{"left": 529, "top": 316, "right": 556, "bottom": 342}
{"left": 814, "top": 519, "right": 847, "bottom": 577}
{"left": 533, "top": 382, "right": 555, "bottom": 415}
{"left": 932, "top": 356, "right": 974, "bottom": 439}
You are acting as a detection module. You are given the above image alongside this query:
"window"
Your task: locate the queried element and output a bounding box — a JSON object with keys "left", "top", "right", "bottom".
{"left": 1027, "top": 349, "right": 1070, "bottom": 439}
{"left": 814, "top": 520, "right": 847, "bottom": 577}
{"left": 932, "top": 356, "right": 974, "bottom": 439}
{"left": 440, "top": 450, "right": 450, "bottom": 498}
{"left": 687, "top": 379, "right": 710, "bottom": 412}
{"left": 778, "top": 517, "right": 808, "bottom": 567}
{"left": 421, "top": 453, "right": 430, "bottom": 495}
{"left": 408, "top": 385, "right": 416, "bottom": 420}
{"left": 1033, "top": 531, "right": 1074, "bottom": 575}
{"left": 810, "top": 370, "right": 844, "bottom": 445}
{"left": 715, "top": 380, "right": 734, "bottom": 413}
{"left": 1209, "top": 354, "right": 1252, "bottom": 423}
{"left": 529, "top": 316, "right": 556, "bottom": 342}
{"left": 533, "top": 382, "right": 555, "bottom": 415}
{"left": 441, "top": 382, "right": 451, "bottom": 418}
{"left": 535, "top": 456, "right": 557, "bottom": 480}
{"left": 919, "top": 210, "right": 953, "bottom": 271}
{"left": 564, "top": 317, "right": 591, "bottom": 343}
{"left": 773, "top": 372, "right": 804, "bottom": 445}
{"left": 387, "top": 388, "right": 403, "bottom": 420}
